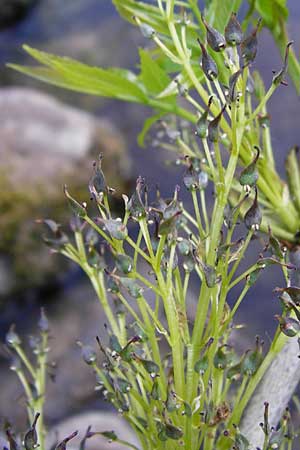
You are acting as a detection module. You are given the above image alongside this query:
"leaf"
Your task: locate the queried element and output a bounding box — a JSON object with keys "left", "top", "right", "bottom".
{"left": 9, "top": 46, "right": 148, "bottom": 103}
{"left": 139, "top": 49, "right": 172, "bottom": 95}
{"left": 255, "top": 0, "right": 288, "bottom": 31}
{"left": 138, "top": 112, "right": 165, "bottom": 147}
{"left": 206, "top": 0, "right": 243, "bottom": 33}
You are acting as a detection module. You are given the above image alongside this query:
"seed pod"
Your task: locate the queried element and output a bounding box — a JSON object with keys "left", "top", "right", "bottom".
{"left": 81, "top": 345, "right": 97, "bottom": 365}
{"left": 151, "top": 380, "right": 160, "bottom": 400}
{"left": 115, "top": 254, "right": 133, "bottom": 275}
{"left": 242, "top": 348, "right": 263, "bottom": 376}
{"left": 55, "top": 431, "right": 79, "bottom": 450}
{"left": 268, "top": 429, "right": 284, "bottom": 449}
{"left": 6, "top": 325, "right": 21, "bottom": 347}
{"left": 102, "top": 219, "right": 128, "bottom": 240}
{"left": 119, "top": 278, "right": 143, "bottom": 298}
{"left": 203, "top": 263, "right": 220, "bottom": 288}
{"left": 275, "top": 314, "right": 300, "bottom": 337}
{"left": 244, "top": 187, "right": 262, "bottom": 231}
{"left": 225, "top": 13, "right": 243, "bottom": 46}
{"left": 182, "top": 402, "right": 192, "bottom": 417}
{"left": 89, "top": 155, "right": 107, "bottom": 199}
{"left": 246, "top": 267, "right": 263, "bottom": 286}
{"left": 234, "top": 430, "right": 250, "bottom": 450}
{"left": 24, "top": 413, "right": 40, "bottom": 450}
{"left": 166, "top": 390, "right": 178, "bottom": 412}
{"left": 138, "top": 22, "right": 155, "bottom": 39}
{"left": 213, "top": 345, "right": 234, "bottom": 370}
{"left": 106, "top": 275, "right": 120, "bottom": 294}
{"left": 226, "top": 360, "right": 242, "bottom": 381}
{"left": 38, "top": 308, "right": 49, "bottom": 333}
{"left": 195, "top": 96, "right": 213, "bottom": 138}
{"left": 208, "top": 104, "right": 226, "bottom": 143}
{"left": 140, "top": 359, "right": 160, "bottom": 378}
{"left": 275, "top": 286, "right": 300, "bottom": 304}
{"left": 202, "top": 15, "right": 226, "bottom": 52}
{"left": 241, "top": 19, "right": 261, "bottom": 64}
{"left": 109, "top": 334, "right": 122, "bottom": 354}
{"left": 117, "top": 377, "right": 132, "bottom": 393}
{"left": 194, "top": 355, "right": 209, "bottom": 374}
{"left": 64, "top": 185, "right": 86, "bottom": 218}
{"left": 178, "top": 238, "right": 191, "bottom": 256}
{"left": 228, "top": 68, "right": 243, "bottom": 104}
{"left": 197, "top": 39, "right": 218, "bottom": 81}
{"left": 183, "top": 166, "right": 199, "bottom": 191}
{"left": 183, "top": 255, "right": 195, "bottom": 272}
{"left": 156, "top": 423, "right": 168, "bottom": 442}
{"left": 127, "top": 176, "right": 146, "bottom": 219}
{"left": 273, "top": 41, "right": 293, "bottom": 86}
{"left": 239, "top": 146, "right": 260, "bottom": 187}
{"left": 6, "top": 429, "right": 21, "bottom": 450}
{"left": 165, "top": 424, "right": 183, "bottom": 440}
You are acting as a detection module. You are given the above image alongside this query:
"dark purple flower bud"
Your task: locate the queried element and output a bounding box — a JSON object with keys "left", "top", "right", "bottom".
{"left": 24, "top": 413, "right": 40, "bottom": 450}
{"left": 273, "top": 41, "right": 293, "bottom": 86}
{"left": 241, "top": 19, "right": 261, "bottom": 64}
{"left": 275, "top": 315, "right": 300, "bottom": 337}
{"left": 239, "top": 146, "right": 260, "bottom": 187}
{"left": 202, "top": 15, "right": 226, "bottom": 52}
{"left": 195, "top": 96, "right": 213, "bottom": 138}
{"left": 244, "top": 187, "right": 262, "bottom": 231}
{"left": 208, "top": 104, "right": 226, "bottom": 143}
{"left": 225, "top": 13, "right": 243, "bottom": 46}
{"left": 197, "top": 39, "right": 218, "bottom": 81}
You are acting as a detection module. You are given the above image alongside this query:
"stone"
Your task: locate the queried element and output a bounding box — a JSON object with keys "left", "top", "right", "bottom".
{"left": 46, "top": 411, "right": 138, "bottom": 450}
{"left": 0, "top": 87, "right": 131, "bottom": 297}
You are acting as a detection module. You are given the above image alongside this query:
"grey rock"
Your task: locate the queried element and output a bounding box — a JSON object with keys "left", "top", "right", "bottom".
{"left": 0, "top": 87, "right": 131, "bottom": 296}
{"left": 47, "top": 411, "right": 138, "bottom": 450}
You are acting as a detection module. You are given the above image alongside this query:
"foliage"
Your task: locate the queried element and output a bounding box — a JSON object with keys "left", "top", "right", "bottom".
{"left": 4, "top": 2, "right": 300, "bottom": 450}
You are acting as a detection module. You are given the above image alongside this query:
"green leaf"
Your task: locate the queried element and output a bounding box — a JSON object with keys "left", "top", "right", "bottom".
{"left": 255, "top": 0, "right": 288, "bottom": 31}
{"left": 9, "top": 46, "right": 148, "bottom": 103}
{"left": 206, "top": 0, "right": 243, "bottom": 33}
{"left": 139, "top": 48, "right": 172, "bottom": 95}
{"left": 138, "top": 112, "right": 165, "bottom": 147}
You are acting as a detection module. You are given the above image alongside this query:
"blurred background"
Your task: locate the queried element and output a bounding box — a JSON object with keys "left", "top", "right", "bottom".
{"left": 0, "top": 0, "right": 299, "bottom": 442}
